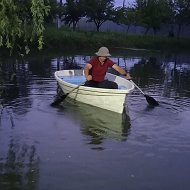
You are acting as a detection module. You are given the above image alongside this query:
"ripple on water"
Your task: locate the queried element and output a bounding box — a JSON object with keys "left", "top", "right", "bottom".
{"left": 127, "top": 94, "right": 190, "bottom": 153}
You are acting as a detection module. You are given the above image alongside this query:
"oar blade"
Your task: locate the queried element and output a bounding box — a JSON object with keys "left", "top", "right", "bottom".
{"left": 51, "top": 94, "right": 68, "bottom": 106}
{"left": 144, "top": 95, "right": 159, "bottom": 106}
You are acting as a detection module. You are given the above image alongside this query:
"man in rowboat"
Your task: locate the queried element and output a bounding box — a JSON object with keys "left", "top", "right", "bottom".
{"left": 84, "top": 47, "right": 132, "bottom": 89}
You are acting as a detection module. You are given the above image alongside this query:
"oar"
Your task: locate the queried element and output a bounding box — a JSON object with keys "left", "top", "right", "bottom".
{"left": 51, "top": 84, "right": 83, "bottom": 106}
{"left": 130, "top": 80, "right": 159, "bottom": 106}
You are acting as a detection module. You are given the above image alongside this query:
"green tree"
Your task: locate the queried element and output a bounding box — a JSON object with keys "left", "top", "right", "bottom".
{"left": 56, "top": 0, "right": 65, "bottom": 28}
{"left": 0, "top": 0, "right": 50, "bottom": 55}
{"left": 44, "top": 0, "right": 58, "bottom": 24}
{"left": 113, "top": 6, "right": 136, "bottom": 33}
{"left": 134, "top": 0, "right": 171, "bottom": 35}
{"left": 62, "top": 0, "right": 85, "bottom": 31}
{"left": 173, "top": 0, "right": 190, "bottom": 38}
{"left": 85, "top": 0, "right": 115, "bottom": 32}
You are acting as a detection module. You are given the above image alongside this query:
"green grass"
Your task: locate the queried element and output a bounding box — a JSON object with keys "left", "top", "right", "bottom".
{"left": 43, "top": 26, "right": 190, "bottom": 53}
{"left": 1, "top": 26, "right": 190, "bottom": 57}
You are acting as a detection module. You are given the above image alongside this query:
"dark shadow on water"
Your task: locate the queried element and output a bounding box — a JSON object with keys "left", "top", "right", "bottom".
{"left": 60, "top": 99, "right": 132, "bottom": 148}
{"left": 144, "top": 104, "right": 159, "bottom": 111}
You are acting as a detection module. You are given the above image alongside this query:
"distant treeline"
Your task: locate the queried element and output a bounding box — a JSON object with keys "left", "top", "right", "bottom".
{"left": 54, "top": 0, "right": 190, "bottom": 39}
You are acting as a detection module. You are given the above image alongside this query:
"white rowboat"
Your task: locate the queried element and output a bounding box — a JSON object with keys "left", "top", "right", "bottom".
{"left": 55, "top": 69, "right": 134, "bottom": 114}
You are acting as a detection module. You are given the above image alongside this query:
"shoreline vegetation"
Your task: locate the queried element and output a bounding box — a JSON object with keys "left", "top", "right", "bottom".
{"left": 44, "top": 26, "right": 190, "bottom": 52}
{"left": 1, "top": 26, "right": 190, "bottom": 57}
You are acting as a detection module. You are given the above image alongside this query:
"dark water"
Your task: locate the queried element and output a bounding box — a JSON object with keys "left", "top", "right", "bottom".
{"left": 0, "top": 50, "right": 190, "bottom": 190}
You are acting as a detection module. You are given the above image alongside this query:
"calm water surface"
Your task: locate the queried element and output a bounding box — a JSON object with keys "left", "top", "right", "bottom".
{"left": 0, "top": 50, "right": 190, "bottom": 190}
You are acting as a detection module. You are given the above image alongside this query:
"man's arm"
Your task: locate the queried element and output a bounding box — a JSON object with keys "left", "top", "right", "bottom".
{"left": 84, "top": 63, "right": 93, "bottom": 81}
{"left": 112, "top": 64, "right": 132, "bottom": 80}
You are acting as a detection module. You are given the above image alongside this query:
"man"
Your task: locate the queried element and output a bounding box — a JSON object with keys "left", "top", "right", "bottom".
{"left": 84, "top": 46, "right": 132, "bottom": 89}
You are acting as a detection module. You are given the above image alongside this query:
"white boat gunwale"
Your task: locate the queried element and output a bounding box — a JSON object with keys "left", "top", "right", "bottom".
{"left": 55, "top": 70, "right": 134, "bottom": 94}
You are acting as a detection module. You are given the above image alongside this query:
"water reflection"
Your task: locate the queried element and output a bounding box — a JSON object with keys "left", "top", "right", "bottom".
{"left": 1, "top": 51, "right": 190, "bottom": 190}
{"left": 61, "top": 100, "right": 131, "bottom": 148}
{"left": 0, "top": 100, "right": 39, "bottom": 190}
{"left": 0, "top": 58, "right": 43, "bottom": 190}
{"left": 161, "top": 56, "right": 190, "bottom": 98}
{"left": 130, "top": 56, "right": 164, "bottom": 84}
{"left": 0, "top": 138, "right": 39, "bottom": 190}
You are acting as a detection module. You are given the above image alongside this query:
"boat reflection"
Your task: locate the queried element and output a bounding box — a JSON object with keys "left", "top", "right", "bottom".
{"left": 63, "top": 100, "right": 132, "bottom": 146}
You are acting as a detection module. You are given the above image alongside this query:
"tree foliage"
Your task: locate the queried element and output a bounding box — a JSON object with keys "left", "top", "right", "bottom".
{"left": 0, "top": 0, "right": 50, "bottom": 55}
{"left": 31, "top": 0, "right": 50, "bottom": 49}
{"left": 84, "top": 0, "right": 115, "bottom": 31}
{"left": 45, "top": 0, "right": 58, "bottom": 24}
{"left": 62, "top": 0, "right": 85, "bottom": 30}
{"left": 133, "top": 0, "right": 171, "bottom": 35}
{"left": 173, "top": 0, "right": 190, "bottom": 37}
{"left": 113, "top": 7, "right": 136, "bottom": 33}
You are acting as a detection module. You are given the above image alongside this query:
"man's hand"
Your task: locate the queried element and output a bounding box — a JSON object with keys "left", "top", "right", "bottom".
{"left": 112, "top": 64, "right": 132, "bottom": 80}
{"left": 125, "top": 73, "right": 132, "bottom": 80}
{"left": 86, "top": 75, "right": 92, "bottom": 81}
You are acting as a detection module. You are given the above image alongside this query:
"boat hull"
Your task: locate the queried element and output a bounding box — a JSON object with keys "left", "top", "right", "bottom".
{"left": 55, "top": 70, "right": 134, "bottom": 113}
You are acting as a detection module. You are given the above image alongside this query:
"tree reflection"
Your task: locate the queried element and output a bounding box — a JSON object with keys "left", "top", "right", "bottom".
{"left": 56, "top": 56, "right": 84, "bottom": 70}
{"left": 161, "top": 53, "right": 190, "bottom": 97}
{"left": 128, "top": 53, "right": 190, "bottom": 98}
{"left": 0, "top": 55, "right": 55, "bottom": 115}
{"left": 0, "top": 139, "right": 39, "bottom": 190}
{"left": 0, "top": 58, "right": 32, "bottom": 106}
{"left": 130, "top": 56, "right": 164, "bottom": 85}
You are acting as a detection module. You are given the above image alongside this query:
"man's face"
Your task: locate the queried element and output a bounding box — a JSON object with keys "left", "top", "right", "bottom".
{"left": 98, "top": 56, "right": 107, "bottom": 63}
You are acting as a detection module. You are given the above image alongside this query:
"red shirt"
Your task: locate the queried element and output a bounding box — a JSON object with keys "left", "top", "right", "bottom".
{"left": 89, "top": 57, "right": 115, "bottom": 82}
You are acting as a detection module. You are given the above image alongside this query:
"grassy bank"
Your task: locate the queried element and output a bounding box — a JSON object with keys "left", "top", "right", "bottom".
{"left": 1, "top": 26, "right": 190, "bottom": 57}
{"left": 44, "top": 26, "right": 190, "bottom": 53}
